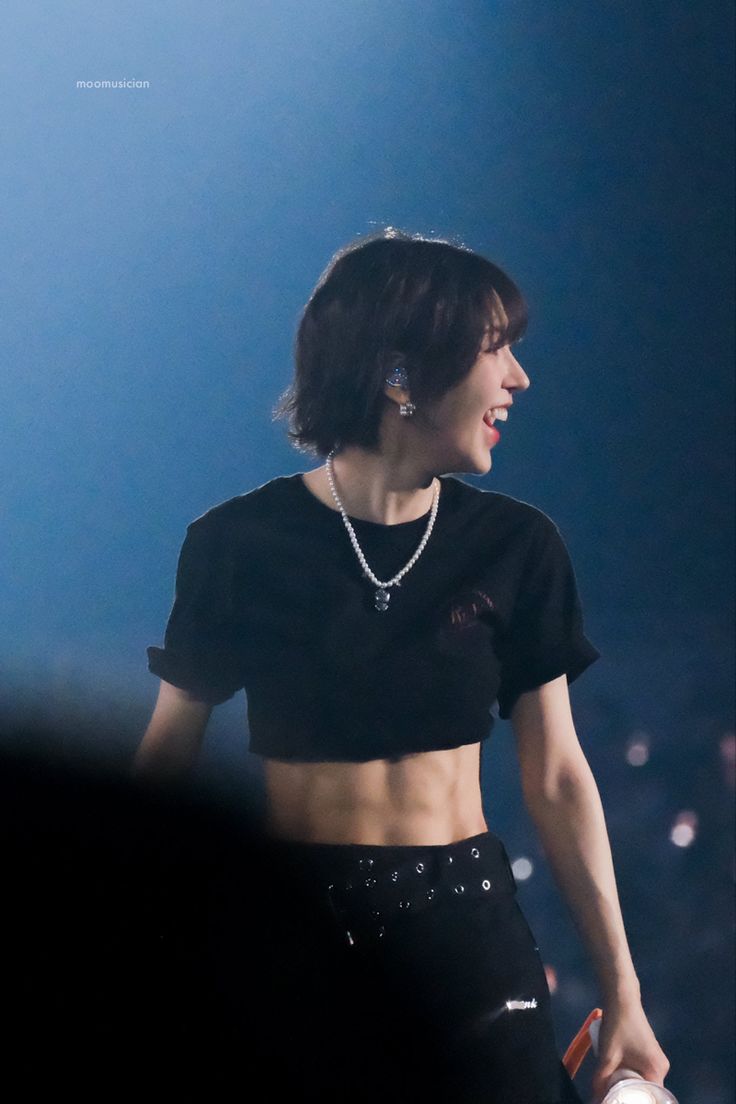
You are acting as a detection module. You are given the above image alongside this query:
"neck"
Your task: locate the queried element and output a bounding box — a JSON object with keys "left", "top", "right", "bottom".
{"left": 327, "top": 446, "right": 438, "bottom": 526}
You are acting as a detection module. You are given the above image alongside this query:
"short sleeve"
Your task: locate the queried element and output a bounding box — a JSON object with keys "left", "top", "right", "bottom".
{"left": 146, "top": 519, "right": 243, "bottom": 706}
{"left": 496, "top": 513, "right": 601, "bottom": 720}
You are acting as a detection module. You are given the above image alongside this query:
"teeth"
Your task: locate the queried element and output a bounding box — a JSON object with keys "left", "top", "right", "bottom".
{"left": 484, "top": 406, "right": 509, "bottom": 426}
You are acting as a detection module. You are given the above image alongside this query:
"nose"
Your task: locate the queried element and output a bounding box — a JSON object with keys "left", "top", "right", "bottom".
{"left": 508, "top": 352, "right": 531, "bottom": 392}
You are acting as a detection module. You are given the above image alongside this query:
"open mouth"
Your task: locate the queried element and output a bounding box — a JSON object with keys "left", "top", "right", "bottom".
{"left": 482, "top": 406, "right": 509, "bottom": 428}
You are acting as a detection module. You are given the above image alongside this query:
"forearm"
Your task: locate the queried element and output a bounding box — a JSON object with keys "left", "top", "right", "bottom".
{"left": 523, "top": 755, "right": 641, "bottom": 1007}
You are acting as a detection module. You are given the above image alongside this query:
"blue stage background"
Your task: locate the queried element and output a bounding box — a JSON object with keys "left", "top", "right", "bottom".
{"left": 1, "top": 4, "right": 733, "bottom": 1100}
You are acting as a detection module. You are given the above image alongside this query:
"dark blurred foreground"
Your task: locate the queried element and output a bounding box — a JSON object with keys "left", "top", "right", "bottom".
{"left": 0, "top": 724, "right": 417, "bottom": 1103}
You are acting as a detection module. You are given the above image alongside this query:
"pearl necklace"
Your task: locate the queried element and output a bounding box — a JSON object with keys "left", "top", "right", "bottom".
{"left": 325, "top": 448, "right": 441, "bottom": 611}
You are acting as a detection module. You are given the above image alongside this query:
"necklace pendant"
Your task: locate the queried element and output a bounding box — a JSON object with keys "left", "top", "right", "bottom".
{"left": 374, "top": 587, "right": 390, "bottom": 611}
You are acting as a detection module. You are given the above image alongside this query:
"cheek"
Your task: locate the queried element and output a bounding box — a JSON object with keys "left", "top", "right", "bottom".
{"left": 424, "top": 388, "right": 483, "bottom": 432}
{"left": 461, "top": 393, "right": 486, "bottom": 424}
{"left": 441, "top": 405, "right": 477, "bottom": 432}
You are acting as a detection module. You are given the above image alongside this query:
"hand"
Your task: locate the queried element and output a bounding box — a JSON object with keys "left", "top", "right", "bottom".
{"left": 591, "top": 998, "right": 671, "bottom": 1102}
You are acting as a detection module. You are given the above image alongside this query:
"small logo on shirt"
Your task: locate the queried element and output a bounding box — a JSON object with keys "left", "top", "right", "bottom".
{"left": 449, "top": 589, "right": 495, "bottom": 629}
{"left": 506, "top": 998, "right": 538, "bottom": 1011}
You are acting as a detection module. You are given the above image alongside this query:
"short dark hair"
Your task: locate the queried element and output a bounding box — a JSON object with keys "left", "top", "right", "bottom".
{"left": 272, "top": 226, "right": 529, "bottom": 459}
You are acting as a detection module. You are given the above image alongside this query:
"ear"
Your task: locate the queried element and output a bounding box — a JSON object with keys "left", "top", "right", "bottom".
{"left": 383, "top": 351, "right": 410, "bottom": 404}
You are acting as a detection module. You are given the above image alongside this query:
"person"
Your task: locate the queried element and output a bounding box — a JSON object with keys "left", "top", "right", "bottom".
{"left": 134, "top": 227, "right": 671, "bottom": 1102}
{"left": 0, "top": 725, "right": 373, "bottom": 1101}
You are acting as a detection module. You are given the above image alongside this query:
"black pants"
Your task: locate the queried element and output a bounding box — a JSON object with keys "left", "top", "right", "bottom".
{"left": 266, "top": 828, "right": 584, "bottom": 1104}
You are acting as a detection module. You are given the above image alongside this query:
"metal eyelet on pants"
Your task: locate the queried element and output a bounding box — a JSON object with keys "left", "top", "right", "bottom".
{"left": 286, "top": 829, "right": 518, "bottom": 953}
{"left": 263, "top": 827, "right": 583, "bottom": 1103}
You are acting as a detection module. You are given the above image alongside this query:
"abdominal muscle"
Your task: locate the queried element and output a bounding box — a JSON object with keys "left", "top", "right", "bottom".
{"left": 261, "top": 741, "right": 488, "bottom": 846}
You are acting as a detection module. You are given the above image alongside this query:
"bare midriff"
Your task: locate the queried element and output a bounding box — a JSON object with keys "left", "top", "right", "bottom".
{"left": 261, "top": 741, "right": 488, "bottom": 846}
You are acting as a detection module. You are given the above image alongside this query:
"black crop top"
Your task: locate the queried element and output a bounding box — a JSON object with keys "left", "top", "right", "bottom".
{"left": 147, "top": 473, "right": 601, "bottom": 761}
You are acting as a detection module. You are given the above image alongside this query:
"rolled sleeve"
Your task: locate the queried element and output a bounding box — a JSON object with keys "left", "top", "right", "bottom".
{"left": 147, "top": 518, "right": 243, "bottom": 706}
{"left": 497, "top": 513, "right": 601, "bottom": 721}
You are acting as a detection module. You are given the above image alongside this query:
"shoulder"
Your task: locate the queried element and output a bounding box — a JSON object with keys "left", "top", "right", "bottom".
{"left": 445, "top": 476, "right": 555, "bottom": 536}
{"left": 186, "top": 475, "right": 290, "bottom": 537}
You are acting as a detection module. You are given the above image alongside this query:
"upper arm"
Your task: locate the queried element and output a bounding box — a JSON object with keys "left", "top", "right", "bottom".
{"left": 495, "top": 511, "right": 601, "bottom": 722}
{"left": 133, "top": 679, "right": 214, "bottom": 775}
{"left": 150, "top": 677, "right": 215, "bottom": 732}
{"left": 510, "top": 673, "right": 588, "bottom": 798}
{"left": 146, "top": 517, "right": 244, "bottom": 706}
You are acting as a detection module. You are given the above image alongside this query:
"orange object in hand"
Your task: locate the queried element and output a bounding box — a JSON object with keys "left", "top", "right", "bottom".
{"left": 564, "top": 1009, "right": 679, "bottom": 1103}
